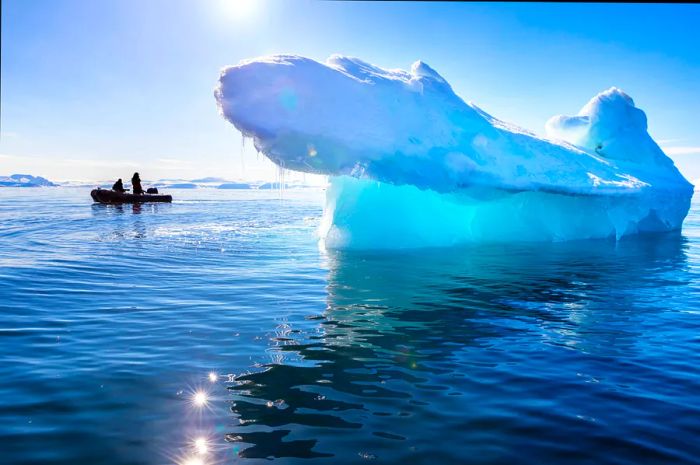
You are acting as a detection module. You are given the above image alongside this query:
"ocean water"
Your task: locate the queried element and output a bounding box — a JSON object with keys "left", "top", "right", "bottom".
{"left": 1, "top": 187, "right": 700, "bottom": 465}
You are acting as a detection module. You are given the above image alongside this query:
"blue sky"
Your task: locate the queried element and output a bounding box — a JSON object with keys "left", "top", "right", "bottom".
{"left": 1, "top": 0, "right": 699, "bottom": 182}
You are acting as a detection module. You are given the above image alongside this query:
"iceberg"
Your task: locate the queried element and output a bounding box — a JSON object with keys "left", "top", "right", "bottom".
{"left": 214, "top": 55, "right": 693, "bottom": 249}
{"left": 0, "top": 174, "right": 56, "bottom": 187}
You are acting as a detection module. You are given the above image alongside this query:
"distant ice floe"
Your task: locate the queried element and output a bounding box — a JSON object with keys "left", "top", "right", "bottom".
{"left": 215, "top": 54, "right": 693, "bottom": 249}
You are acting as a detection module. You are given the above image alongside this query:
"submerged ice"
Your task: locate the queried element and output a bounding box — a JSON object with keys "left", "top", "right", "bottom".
{"left": 215, "top": 55, "right": 693, "bottom": 249}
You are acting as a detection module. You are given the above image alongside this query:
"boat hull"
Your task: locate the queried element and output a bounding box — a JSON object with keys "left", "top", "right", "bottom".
{"left": 91, "top": 189, "right": 172, "bottom": 204}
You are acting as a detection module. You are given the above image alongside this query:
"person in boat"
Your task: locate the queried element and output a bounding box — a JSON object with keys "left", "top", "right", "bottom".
{"left": 131, "top": 172, "right": 144, "bottom": 195}
{"left": 112, "top": 178, "right": 126, "bottom": 193}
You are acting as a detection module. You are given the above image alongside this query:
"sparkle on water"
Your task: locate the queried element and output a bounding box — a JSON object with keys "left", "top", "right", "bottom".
{"left": 194, "top": 437, "right": 208, "bottom": 455}
{"left": 182, "top": 457, "right": 205, "bottom": 465}
{"left": 192, "top": 391, "right": 209, "bottom": 407}
{"left": 1, "top": 187, "right": 699, "bottom": 465}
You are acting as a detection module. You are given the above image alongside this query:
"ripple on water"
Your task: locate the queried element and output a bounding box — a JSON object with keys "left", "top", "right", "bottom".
{"left": 0, "top": 188, "right": 699, "bottom": 464}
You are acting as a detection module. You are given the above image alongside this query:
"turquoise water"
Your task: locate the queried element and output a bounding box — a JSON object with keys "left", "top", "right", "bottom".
{"left": 1, "top": 187, "right": 700, "bottom": 465}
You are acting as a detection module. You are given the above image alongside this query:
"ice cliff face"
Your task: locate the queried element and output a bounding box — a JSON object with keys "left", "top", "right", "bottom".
{"left": 215, "top": 55, "right": 693, "bottom": 249}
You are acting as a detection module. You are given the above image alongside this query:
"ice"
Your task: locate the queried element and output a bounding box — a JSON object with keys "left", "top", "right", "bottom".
{"left": 215, "top": 55, "right": 693, "bottom": 249}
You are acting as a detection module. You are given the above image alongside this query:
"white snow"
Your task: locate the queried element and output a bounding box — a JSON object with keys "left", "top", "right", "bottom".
{"left": 215, "top": 54, "right": 693, "bottom": 249}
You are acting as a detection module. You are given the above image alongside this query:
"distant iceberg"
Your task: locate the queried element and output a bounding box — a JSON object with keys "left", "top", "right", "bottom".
{"left": 215, "top": 55, "right": 693, "bottom": 249}
{"left": 190, "top": 177, "right": 229, "bottom": 183}
{"left": 0, "top": 174, "right": 56, "bottom": 187}
{"left": 165, "top": 182, "right": 198, "bottom": 189}
{"left": 217, "top": 182, "right": 252, "bottom": 189}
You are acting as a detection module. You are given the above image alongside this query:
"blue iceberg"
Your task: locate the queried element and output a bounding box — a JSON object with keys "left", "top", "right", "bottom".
{"left": 215, "top": 55, "right": 693, "bottom": 249}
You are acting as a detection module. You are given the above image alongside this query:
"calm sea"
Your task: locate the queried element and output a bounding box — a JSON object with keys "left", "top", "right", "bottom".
{"left": 1, "top": 187, "right": 699, "bottom": 465}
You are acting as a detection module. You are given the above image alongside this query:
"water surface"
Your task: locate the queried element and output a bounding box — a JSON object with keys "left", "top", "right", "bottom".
{"left": 1, "top": 188, "right": 699, "bottom": 464}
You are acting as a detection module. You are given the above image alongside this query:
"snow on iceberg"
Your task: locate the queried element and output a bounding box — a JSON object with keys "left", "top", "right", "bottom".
{"left": 215, "top": 55, "right": 693, "bottom": 249}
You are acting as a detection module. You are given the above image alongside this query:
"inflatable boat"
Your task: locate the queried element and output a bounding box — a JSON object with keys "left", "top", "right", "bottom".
{"left": 91, "top": 188, "right": 172, "bottom": 204}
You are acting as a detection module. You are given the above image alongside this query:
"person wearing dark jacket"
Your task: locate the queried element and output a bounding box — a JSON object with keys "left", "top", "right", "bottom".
{"left": 131, "top": 172, "right": 144, "bottom": 195}
{"left": 112, "top": 178, "right": 126, "bottom": 193}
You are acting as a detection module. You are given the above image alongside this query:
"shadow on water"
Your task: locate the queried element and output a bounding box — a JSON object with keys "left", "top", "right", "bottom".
{"left": 225, "top": 233, "right": 699, "bottom": 463}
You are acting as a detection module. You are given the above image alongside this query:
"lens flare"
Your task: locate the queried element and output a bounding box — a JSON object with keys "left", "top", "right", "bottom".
{"left": 208, "top": 372, "right": 218, "bottom": 383}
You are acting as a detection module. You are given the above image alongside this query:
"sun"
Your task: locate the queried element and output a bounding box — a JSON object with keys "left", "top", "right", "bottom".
{"left": 219, "top": 0, "right": 260, "bottom": 20}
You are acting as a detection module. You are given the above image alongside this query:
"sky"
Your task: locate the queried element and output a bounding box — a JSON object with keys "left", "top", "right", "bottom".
{"left": 1, "top": 0, "right": 699, "bottom": 182}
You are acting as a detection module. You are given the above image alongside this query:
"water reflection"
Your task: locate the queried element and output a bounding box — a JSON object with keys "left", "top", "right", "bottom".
{"left": 90, "top": 201, "right": 165, "bottom": 216}
{"left": 226, "top": 234, "right": 697, "bottom": 463}
{"left": 90, "top": 202, "right": 159, "bottom": 239}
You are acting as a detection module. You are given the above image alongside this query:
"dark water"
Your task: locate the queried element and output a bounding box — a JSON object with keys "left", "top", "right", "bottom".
{"left": 1, "top": 188, "right": 700, "bottom": 465}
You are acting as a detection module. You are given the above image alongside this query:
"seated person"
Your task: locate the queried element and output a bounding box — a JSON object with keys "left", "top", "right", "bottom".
{"left": 131, "top": 172, "right": 144, "bottom": 195}
{"left": 112, "top": 178, "right": 126, "bottom": 193}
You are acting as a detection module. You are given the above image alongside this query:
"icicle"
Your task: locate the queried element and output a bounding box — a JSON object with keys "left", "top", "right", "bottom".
{"left": 278, "top": 165, "right": 285, "bottom": 199}
{"left": 240, "top": 136, "right": 247, "bottom": 179}
{"left": 277, "top": 160, "right": 287, "bottom": 199}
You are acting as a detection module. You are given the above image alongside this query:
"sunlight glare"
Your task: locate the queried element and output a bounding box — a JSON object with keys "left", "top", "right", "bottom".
{"left": 182, "top": 457, "right": 205, "bottom": 465}
{"left": 192, "top": 390, "right": 209, "bottom": 407}
{"left": 194, "top": 437, "right": 209, "bottom": 455}
{"left": 220, "top": 0, "right": 260, "bottom": 21}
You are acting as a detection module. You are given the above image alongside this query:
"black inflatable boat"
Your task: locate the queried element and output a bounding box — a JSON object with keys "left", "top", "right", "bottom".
{"left": 91, "top": 188, "right": 172, "bottom": 204}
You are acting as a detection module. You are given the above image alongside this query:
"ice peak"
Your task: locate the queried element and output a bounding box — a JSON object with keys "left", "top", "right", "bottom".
{"left": 546, "top": 87, "right": 654, "bottom": 163}
{"left": 579, "top": 87, "right": 644, "bottom": 129}
{"left": 411, "top": 61, "right": 445, "bottom": 82}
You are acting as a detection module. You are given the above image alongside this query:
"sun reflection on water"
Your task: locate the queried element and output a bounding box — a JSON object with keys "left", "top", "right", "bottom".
{"left": 192, "top": 390, "right": 209, "bottom": 407}
{"left": 194, "top": 436, "right": 209, "bottom": 455}
{"left": 182, "top": 457, "right": 205, "bottom": 465}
